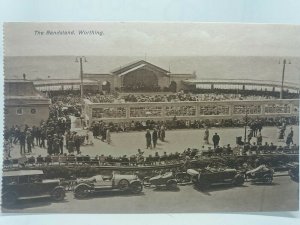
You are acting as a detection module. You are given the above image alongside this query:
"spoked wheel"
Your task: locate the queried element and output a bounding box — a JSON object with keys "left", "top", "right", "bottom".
{"left": 2, "top": 192, "right": 17, "bottom": 207}
{"left": 176, "top": 173, "right": 192, "bottom": 184}
{"left": 130, "top": 181, "right": 143, "bottom": 194}
{"left": 166, "top": 180, "right": 177, "bottom": 190}
{"left": 118, "top": 179, "right": 130, "bottom": 191}
{"left": 74, "top": 185, "right": 90, "bottom": 199}
{"left": 51, "top": 188, "right": 65, "bottom": 201}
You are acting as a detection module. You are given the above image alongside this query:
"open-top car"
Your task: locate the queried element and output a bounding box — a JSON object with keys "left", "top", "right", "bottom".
{"left": 2, "top": 170, "right": 65, "bottom": 207}
{"left": 73, "top": 172, "right": 143, "bottom": 199}
{"left": 245, "top": 165, "right": 274, "bottom": 184}
{"left": 143, "top": 172, "right": 178, "bottom": 190}
{"left": 187, "top": 167, "right": 244, "bottom": 190}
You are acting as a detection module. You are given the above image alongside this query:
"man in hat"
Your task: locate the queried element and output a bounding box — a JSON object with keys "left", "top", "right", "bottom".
{"left": 74, "top": 132, "right": 81, "bottom": 154}
{"left": 212, "top": 132, "right": 220, "bottom": 149}
{"left": 145, "top": 129, "right": 152, "bottom": 149}
{"left": 152, "top": 128, "right": 158, "bottom": 148}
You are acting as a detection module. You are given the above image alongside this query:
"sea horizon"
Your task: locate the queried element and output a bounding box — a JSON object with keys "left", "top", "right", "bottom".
{"left": 4, "top": 55, "right": 300, "bottom": 83}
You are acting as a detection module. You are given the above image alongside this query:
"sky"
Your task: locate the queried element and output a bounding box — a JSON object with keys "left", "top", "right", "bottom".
{"left": 4, "top": 22, "right": 300, "bottom": 57}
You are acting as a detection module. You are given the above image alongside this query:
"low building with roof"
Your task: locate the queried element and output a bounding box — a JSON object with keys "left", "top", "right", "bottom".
{"left": 83, "top": 60, "right": 196, "bottom": 92}
{"left": 4, "top": 79, "right": 51, "bottom": 128}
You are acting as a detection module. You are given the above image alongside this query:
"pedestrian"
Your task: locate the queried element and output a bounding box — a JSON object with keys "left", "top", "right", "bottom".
{"left": 26, "top": 134, "right": 32, "bottom": 153}
{"left": 19, "top": 131, "right": 26, "bottom": 155}
{"left": 101, "top": 126, "right": 107, "bottom": 142}
{"left": 36, "top": 127, "right": 41, "bottom": 146}
{"left": 53, "top": 135, "right": 60, "bottom": 155}
{"left": 212, "top": 132, "right": 220, "bottom": 149}
{"left": 152, "top": 128, "right": 158, "bottom": 148}
{"left": 74, "top": 133, "right": 81, "bottom": 154}
{"left": 47, "top": 135, "right": 53, "bottom": 155}
{"left": 204, "top": 127, "right": 209, "bottom": 144}
{"left": 4, "top": 140, "right": 11, "bottom": 158}
{"left": 286, "top": 133, "right": 293, "bottom": 147}
{"left": 68, "top": 133, "right": 74, "bottom": 153}
{"left": 106, "top": 128, "right": 111, "bottom": 144}
{"left": 92, "top": 123, "right": 98, "bottom": 139}
{"left": 160, "top": 126, "right": 166, "bottom": 142}
{"left": 256, "top": 132, "right": 262, "bottom": 145}
{"left": 289, "top": 127, "right": 294, "bottom": 144}
{"left": 59, "top": 134, "right": 64, "bottom": 154}
{"left": 145, "top": 129, "right": 152, "bottom": 149}
{"left": 40, "top": 131, "right": 46, "bottom": 148}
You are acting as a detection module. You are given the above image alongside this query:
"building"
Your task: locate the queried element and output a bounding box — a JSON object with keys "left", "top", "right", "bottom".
{"left": 83, "top": 60, "right": 196, "bottom": 92}
{"left": 4, "top": 80, "right": 51, "bottom": 128}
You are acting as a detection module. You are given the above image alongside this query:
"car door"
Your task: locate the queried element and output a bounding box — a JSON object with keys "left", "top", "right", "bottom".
{"left": 19, "top": 175, "right": 50, "bottom": 197}
{"left": 15, "top": 175, "right": 44, "bottom": 197}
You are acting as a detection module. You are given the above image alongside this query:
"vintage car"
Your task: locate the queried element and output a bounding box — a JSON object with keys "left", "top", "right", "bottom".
{"left": 73, "top": 172, "right": 143, "bottom": 199}
{"left": 245, "top": 165, "right": 274, "bottom": 184}
{"left": 2, "top": 170, "right": 65, "bottom": 207}
{"left": 287, "top": 162, "right": 299, "bottom": 182}
{"left": 187, "top": 167, "right": 244, "bottom": 190}
{"left": 143, "top": 172, "right": 178, "bottom": 190}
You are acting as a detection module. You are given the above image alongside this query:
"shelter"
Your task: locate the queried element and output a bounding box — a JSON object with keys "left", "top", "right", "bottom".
{"left": 4, "top": 79, "right": 51, "bottom": 127}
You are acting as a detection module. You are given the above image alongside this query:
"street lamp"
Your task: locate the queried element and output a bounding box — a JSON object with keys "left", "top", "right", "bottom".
{"left": 244, "top": 106, "right": 248, "bottom": 144}
{"left": 75, "top": 56, "right": 87, "bottom": 128}
{"left": 279, "top": 59, "right": 291, "bottom": 99}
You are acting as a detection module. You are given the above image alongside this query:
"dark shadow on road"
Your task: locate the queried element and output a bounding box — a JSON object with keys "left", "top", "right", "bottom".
{"left": 193, "top": 183, "right": 249, "bottom": 195}
{"left": 74, "top": 190, "right": 145, "bottom": 200}
{"left": 249, "top": 182, "right": 280, "bottom": 186}
{"left": 2, "top": 197, "right": 68, "bottom": 210}
{"left": 152, "top": 186, "right": 180, "bottom": 192}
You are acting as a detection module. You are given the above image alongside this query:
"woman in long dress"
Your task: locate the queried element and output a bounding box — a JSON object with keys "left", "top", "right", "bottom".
{"left": 106, "top": 128, "right": 111, "bottom": 144}
{"left": 204, "top": 128, "right": 209, "bottom": 144}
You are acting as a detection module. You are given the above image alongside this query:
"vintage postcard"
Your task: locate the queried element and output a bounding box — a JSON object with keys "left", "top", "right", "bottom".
{"left": 2, "top": 22, "right": 299, "bottom": 213}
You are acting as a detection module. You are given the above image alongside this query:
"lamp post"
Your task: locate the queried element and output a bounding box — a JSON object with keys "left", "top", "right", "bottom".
{"left": 75, "top": 56, "right": 87, "bottom": 128}
{"left": 244, "top": 106, "right": 248, "bottom": 144}
{"left": 279, "top": 59, "right": 291, "bottom": 99}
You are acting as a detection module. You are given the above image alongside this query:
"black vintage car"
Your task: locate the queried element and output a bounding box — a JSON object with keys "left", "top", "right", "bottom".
{"left": 143, "top": 172, "right": 178, "bottom": 190}
{"left": 187, "top": 167, "right": 244, "bottom": 190}
{"left": 245, "top": 165, "right": 274, "bottom": 184}
{"left": 2, "top": 170, "right": 65, "bottom": 207}
{"left": 287, "top": 162, "right": 299, "bottom": 182}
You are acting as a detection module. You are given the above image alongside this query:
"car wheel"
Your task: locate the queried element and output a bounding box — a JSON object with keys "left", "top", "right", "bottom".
{"left": 118, "top": 179, "right": 130, "bottom": 191}
{"left": 176, "top": 173, "right": 191, "bottom": 184}
{"left": 51, "top": 188, "right": 65, "bottom": 201}
{"left": 74, "top": 185, "right": 90, "bottom": 199}
{"left": 2, "top": 192, "right": 17, "bottom": 207}
{"left": 234, "top": 175, "right": 245, "bottom": 186}
{"left": 264, "top": 175, "right": 273, "bottom": 184}
{"left": 130, "top": 181, "right": 143, "bottom": 194}
{"left": 166, "top": 180, "right": 177, "bottom": 190}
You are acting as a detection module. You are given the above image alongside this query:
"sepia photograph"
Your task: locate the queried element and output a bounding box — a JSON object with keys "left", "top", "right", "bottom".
{"left": 2, "top": 22, "right": 299, "bottom": 213}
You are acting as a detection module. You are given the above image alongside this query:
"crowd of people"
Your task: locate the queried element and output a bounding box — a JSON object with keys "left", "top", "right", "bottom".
{"left": 49, "top": 90, "right": 280, "bottom": 105}
{"left": 3, "top": 140, "right": 299, "bottom": 168}
{"left": 87, "top": 116, "right": 298, "bottom": 134}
